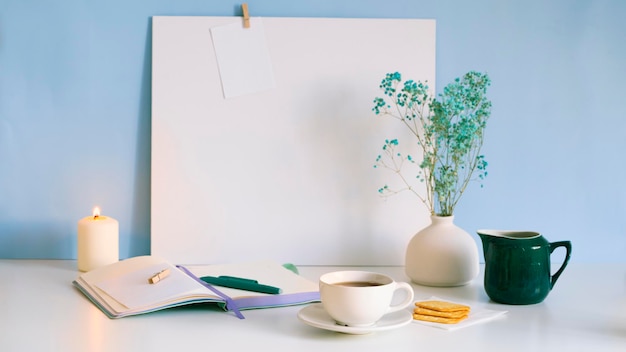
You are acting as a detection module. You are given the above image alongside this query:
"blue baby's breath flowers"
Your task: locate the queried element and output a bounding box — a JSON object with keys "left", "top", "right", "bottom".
{"left": 372, "top": 71, "right": 492, "bottom": 216}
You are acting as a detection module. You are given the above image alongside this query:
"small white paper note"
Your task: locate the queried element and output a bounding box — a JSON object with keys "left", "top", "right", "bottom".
{"left": 210, "top": 18, "right": 275, "bottom": 98}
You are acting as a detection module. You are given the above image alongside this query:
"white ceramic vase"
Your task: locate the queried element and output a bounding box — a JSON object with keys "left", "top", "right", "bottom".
{"left": 405, "top": 215, "right": 479, "bottom": 286}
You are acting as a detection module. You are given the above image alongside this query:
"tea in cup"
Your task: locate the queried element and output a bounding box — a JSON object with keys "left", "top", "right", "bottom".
{"left": 319, "top": 271, "right": 414, "bottom": 327}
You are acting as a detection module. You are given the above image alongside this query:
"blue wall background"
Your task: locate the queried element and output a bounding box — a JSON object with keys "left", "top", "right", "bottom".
{"left": 1, "top": 0, "right": 624, "bottom": 263}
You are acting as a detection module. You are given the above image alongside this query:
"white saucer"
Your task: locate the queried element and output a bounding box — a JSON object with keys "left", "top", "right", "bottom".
{"left": 297, "top": 303, "right": 413, "bottom": 335}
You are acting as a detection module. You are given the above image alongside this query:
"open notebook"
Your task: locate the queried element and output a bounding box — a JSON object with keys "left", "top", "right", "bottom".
{"left": 73, "top": 255, "right": 320, "bottom": 319}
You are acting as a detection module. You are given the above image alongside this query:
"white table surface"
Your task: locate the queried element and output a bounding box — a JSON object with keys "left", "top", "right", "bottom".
{"left": 1, "top": 260, "right": 625, "bottom": 351}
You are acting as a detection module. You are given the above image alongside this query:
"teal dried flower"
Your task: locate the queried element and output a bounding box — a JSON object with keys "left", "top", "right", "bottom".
{"left": 372, "top": 71, "right": 492, "bottom": 216}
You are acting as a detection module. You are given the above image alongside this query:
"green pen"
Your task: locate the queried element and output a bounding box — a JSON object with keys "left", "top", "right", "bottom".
{"left": 200, "top": 275, "right": 282, "bottom": 295}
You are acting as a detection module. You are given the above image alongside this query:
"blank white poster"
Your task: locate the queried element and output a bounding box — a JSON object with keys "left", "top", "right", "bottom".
{"left": 151, "top": 16, "right": 435, "bottom": 265}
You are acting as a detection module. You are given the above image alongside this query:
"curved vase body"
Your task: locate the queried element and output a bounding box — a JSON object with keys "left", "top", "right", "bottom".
{"left": 405, "top": 216, "right": 479, "bottom": 286}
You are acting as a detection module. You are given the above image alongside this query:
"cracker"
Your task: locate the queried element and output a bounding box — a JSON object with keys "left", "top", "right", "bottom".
{"left": 413, "top": 306, "right": 469, "bottom": 319}
{"left": 413, "top": 313, "right": 468, "bottom": 324}
{"left": 415, "top": 300, "right": 470, "bottom": 313}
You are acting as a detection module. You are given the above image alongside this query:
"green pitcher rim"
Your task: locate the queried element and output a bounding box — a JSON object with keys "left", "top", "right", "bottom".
{"left": 476, "top": 229, "right": 541, "bottom": 239}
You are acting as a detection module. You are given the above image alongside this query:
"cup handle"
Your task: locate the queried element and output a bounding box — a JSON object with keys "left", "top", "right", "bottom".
{"left": 387, "top": 282, "right": 415, "bottom": 313}
{"left": 549, "top": 240, "right": 572, "bottom": 289}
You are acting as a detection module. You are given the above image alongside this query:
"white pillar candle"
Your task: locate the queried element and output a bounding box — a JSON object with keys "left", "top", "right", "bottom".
{"left": 77, "top": 207, "right": 119, "bottom": 272}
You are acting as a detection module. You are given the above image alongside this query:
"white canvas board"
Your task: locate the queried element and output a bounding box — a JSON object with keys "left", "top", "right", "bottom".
{"left": 151, "top": 16, "right": 436, "bottom": 265}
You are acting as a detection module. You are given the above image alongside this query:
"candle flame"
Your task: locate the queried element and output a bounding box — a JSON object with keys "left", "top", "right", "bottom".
{"left": 93, "top": 206, "right": 101, "bottom": 219}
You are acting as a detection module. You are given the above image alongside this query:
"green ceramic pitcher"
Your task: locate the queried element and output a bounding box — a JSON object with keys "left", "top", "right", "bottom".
{"left": 477, "top": 230, "right": 572, "bottom": 305}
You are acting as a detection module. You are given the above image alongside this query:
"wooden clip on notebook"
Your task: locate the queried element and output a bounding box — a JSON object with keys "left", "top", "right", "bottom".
{"left": 148, "top": 269, "right": 170, "bottom": 284}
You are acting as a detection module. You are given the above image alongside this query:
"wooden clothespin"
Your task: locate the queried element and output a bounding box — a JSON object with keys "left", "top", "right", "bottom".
{"left": 242, "top": 3, "right": 250, "bottom": 28}
{"left": 148, "top": 268, "right": 170, "bottom": 284}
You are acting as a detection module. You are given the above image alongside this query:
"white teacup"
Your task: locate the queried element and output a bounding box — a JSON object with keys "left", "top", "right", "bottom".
{"left": 319, "top": 271, "right": 414, "bottom": 327}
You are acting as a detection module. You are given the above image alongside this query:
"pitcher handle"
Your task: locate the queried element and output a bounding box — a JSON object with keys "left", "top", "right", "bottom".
{"left": 549, "top": 240, "right": 572, "bottom": 289}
